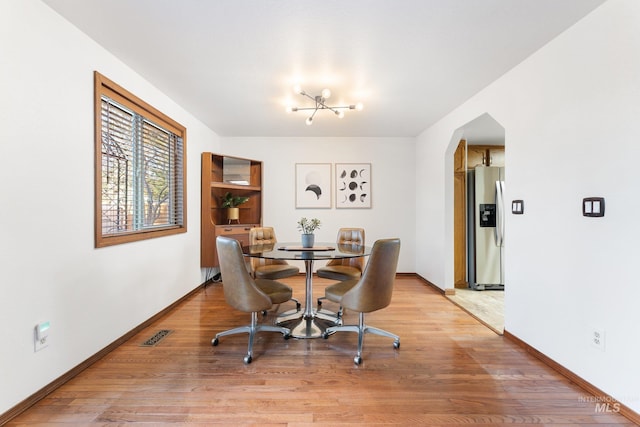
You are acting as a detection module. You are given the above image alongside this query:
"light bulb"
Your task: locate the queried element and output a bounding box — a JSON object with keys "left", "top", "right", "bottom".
{"left": 321, "top": 88, "right": 331, "bottom": 99}
{"left": 293, "top": 84, "right": 302, "bottom": 95}
{"left": 285, "top": 106, "right": 292, "bottom": 113}
{"left": 305, "top": 117, "right": 313, "bottom": 125}
{"left": 337, "top": 111, "right": 344, "bottom": 118}
{"left": 356, "top": 102, "right": 364, "bottom": 111}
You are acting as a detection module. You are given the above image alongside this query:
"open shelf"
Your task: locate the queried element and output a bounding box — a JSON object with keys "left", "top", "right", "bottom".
{"left": 201, "top": 152, "right": 262, "bottom": 267}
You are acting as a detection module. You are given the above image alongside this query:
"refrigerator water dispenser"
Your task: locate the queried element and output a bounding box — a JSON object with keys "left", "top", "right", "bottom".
{"left": 479, "top": 204, "right": 496, "bottom": 227}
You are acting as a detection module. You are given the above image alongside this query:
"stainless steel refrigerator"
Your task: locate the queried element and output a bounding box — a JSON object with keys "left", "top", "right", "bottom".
{"left": 467, "top": 166, "right": 505, "bottom": 290}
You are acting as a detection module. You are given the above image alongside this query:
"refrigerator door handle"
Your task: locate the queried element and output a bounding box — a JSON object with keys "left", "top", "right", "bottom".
{"left": 495, "top": 181, "right": 505, "bottom": 247}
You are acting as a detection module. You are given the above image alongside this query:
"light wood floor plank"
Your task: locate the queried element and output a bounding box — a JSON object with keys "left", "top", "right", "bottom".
{"left": 6, "top": 276, "right": 635, "bottom": 425}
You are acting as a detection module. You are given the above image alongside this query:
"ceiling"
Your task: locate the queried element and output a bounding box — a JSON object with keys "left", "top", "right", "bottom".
{"left": 42, "top": 0, "right": 604, "bottom": 138}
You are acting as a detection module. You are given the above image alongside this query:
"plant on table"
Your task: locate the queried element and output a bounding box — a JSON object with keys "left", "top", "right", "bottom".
{"left": 297, "top": 217, "right": 321, "bottom": 234}
{"left": 297, "top": 217, "right": 321, "bottom": 248}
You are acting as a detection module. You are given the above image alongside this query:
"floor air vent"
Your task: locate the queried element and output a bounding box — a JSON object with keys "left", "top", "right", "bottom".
{"left": 140, "top": 329, "right": 173, "bottom": 347}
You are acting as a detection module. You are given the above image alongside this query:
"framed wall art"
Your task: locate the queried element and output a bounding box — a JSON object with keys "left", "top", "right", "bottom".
{"left": 295, "top": 163, "right": 332, "bottom": 208}
{"left": 335, "top": 163, "right": 371, "bottom": 208}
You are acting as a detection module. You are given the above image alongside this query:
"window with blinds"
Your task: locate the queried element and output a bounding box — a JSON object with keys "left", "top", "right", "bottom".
{"left": 94, "top": 72, "right": 187, "bottom": 247}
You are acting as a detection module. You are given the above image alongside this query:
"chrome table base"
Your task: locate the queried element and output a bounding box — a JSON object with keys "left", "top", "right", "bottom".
{"left": 275, "top": 259, "right": 340, "bottom": 338}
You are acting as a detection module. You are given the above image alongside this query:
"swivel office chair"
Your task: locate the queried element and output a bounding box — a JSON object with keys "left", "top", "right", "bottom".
{"left": 249, "top": 227, "right": 301, "bottom": 280}
{"left": 316, "top": 227, "right": 365, "bottom": 317}
{"left": 322, "top": 238, "right": 401, "bottom": 365}
{"left": 317, "top": 227, "right": 365, "bottom": 280}
{"left": 212, "top": 236, "right": 292, "bottom": 364}
{"left": 249, "top": 227, "right": 301, "bottom": 314}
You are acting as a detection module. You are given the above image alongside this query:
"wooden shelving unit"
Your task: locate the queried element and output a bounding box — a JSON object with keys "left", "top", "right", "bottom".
{"left": 200, "top": 152, "right": 262, "bottom": 267}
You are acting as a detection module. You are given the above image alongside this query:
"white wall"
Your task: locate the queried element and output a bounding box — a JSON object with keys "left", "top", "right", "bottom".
{"left": 416, "top": 0, "right": 640, "bottom": 413}
{"left": 220, "top": 137, "right": 416, "bottom": 273}
{"left": 0, "top": 1, "right": 220, "bottom": 413}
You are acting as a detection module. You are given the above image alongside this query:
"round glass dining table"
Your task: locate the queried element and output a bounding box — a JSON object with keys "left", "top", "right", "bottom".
{"left": 243, "top": 242, "right": 371, "bottom": 338}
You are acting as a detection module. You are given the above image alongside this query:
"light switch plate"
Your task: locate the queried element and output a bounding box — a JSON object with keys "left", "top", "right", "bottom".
{"left": 511, "top": 200, "right": 524, "bottom": 215}
{"left": 583, "top": 197, "right": 605, "bottom": 217}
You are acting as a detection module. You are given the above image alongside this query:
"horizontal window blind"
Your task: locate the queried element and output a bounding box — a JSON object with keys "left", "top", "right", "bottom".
{"left": 101, "top": 96, "right": 184, "bottom": 236}
{"left": 95, "top": 71, "right": 186, "bottom": 247}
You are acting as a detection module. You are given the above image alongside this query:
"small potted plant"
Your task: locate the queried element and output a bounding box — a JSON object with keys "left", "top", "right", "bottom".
{"left": 297, "top": 217, "right": 321, "bottom": 248}
{"left": 221, "top": 192, "right": 249, "bottom": 224}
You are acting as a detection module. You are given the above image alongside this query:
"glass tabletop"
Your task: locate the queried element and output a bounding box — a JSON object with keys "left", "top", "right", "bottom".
{"left": 243, "top": 242, "right": 371, "bottom": 260}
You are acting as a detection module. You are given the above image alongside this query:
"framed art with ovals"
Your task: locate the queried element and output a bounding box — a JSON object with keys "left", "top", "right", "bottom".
{"left": 335, "top": 163, "right": 371, "bottom": 209}
{"left": 295, "top": 163, "right": 332, "bottom": 208}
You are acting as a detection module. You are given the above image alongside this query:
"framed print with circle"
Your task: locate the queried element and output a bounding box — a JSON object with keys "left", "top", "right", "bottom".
{"left": 335, "top": 163, "right": 371, "bottom": 208}
{"left": 295, "top": 163, "right": 332, "bottom": 208}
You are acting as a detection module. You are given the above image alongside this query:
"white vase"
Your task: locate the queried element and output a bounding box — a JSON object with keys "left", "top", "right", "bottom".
{"left": 301, "top": 233, "right": 314, "bottom": 248}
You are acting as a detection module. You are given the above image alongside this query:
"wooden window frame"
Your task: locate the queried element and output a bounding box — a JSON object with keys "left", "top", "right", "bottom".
{"left": 94, "top": 71, "right": 187, "bottom": 248}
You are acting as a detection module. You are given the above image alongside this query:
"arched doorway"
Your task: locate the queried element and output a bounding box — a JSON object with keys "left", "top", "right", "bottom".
{"left": 450, "top": 113, "right": 505, "bottom": 334}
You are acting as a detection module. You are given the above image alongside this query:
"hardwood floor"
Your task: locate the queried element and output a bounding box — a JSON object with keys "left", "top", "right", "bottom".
{"left": 7, "top": 276, "right": 634, "bottom": 426}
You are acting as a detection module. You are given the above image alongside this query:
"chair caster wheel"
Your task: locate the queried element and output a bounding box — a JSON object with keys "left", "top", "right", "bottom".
{"left": 243, "top": 355, "right": 252, "bottom": 364}
{"left": 212, "top": 338, "right": 219, "bottom": 346}
{"left": 354, "top": 356, "right": 362, "bottom": 365}
{"left": 262, "top": 310, "right": 267, "bottom": 316}
{"left": 393, "top": 340, "right": 400, "bottom": 349}
{"left": 296, "top": 302, "right": 301, "bottom": 311}
{"left": 283, "top": 333, "right": 291, "bottom": 340}
{"left": 322, "top": 332, "right": 329, "bottom": 339}
{"left": 317, "top": 300, "right": 322, "bottom": 308}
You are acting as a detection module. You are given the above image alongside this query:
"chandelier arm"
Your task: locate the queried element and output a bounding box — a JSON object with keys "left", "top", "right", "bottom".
{"left": 292, "top": 105, "right": 352, "bottom": 112}
{"left": 292, "top": 107, "right": 320, "bottom": 111}
{"left": 299, "top": 91, "right": 316, "bottom": 103}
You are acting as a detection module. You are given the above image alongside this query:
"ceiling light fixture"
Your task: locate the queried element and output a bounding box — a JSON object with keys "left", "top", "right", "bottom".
{"left": 286, "top": 86, "right": 363, "bottom": 125}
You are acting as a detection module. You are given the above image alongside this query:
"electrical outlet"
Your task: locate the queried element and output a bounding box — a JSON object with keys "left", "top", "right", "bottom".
{"left": 34, "top": 331, "right": 48, "bottom": 352}
{"left": 34, "top": 321, "right": 50, "bottom": 352}
{"left": 591, "top": 328, "right": 605, "bottom": 351}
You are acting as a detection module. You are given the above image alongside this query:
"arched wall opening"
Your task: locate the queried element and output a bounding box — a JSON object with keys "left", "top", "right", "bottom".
{"left": 443, "top": 113, "right": 505, "bottom": 332}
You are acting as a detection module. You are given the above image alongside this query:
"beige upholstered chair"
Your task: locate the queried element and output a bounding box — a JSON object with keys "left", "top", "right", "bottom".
{"left": 212, "top": 236, "right": 291, "bottom": 364}
{"left": 249, "top": 227, "right": 301, "bottom": 313}
{"left": 249, "top": 227, "right": 300, "bottom": 280}
{"left": 317, "top": 228, "right": 365, "bottom": 280}
{"left": 316, "top": 228, "right": 365, "bottom": 315}
{"left": 322, "top": 238, "right": 401, "bottom": 365}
